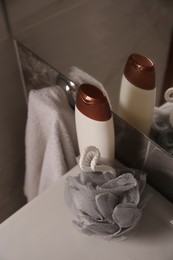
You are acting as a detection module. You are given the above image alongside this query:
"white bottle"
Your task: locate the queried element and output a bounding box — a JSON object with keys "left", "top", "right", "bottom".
{"left": 118, "top": 53, "right": 156, "bottom": 135}
{"left": 75, "top": 83, "right": 115, "bottom": 164}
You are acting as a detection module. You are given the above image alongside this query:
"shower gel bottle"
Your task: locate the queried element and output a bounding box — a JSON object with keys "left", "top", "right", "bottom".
{"left": 75, "top": 83, "right": 115, "bottom": 164}
{"left": 118, "top": 53, "right": 156, "bottom": 135}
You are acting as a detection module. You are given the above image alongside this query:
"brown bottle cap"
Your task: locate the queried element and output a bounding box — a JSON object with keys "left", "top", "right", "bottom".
{"left": 124, "top": 53, "right": 155, "bottom": 90}
{"left": 76, "top": 83, "right": 111, "bottom": 121}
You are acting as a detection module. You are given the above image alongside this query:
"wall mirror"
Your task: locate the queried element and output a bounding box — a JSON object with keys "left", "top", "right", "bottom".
{"left": 2, "top": 0, "right": 173, "bottom": 149}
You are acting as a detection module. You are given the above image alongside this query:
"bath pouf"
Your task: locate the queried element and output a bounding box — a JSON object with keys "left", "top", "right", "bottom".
{"left": 151, "top": 102, "right": 173, "bottom": 155}
{"left": 64, "top": 146, "right": 149, "bottom": 240}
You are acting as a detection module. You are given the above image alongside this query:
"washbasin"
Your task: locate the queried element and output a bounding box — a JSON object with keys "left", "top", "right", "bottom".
{"left": 0, "top": 164, "right": 172, "bottom": 260}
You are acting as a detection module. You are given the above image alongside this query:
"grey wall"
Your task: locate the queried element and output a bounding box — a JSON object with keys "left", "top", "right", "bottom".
{"left": 5, "top": 0, "right": 173, "bottom": 111}
{"left": 0, "top": 2, "right": 27, "bottom": 223}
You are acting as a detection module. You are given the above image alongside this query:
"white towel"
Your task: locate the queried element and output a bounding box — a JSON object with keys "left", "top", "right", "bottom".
{"left": 24, "top": 67, "right": 107, "bottom": 201}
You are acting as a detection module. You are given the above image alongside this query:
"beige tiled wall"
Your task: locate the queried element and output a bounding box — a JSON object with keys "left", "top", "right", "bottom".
{"left": 0, "top": 3, "right": 27, "bottom": 223}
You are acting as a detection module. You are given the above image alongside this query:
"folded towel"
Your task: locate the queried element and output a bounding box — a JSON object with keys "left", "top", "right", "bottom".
{"left": 24, "top": 86, "right": 78, "bottom": 201}
{"left": 24, "top": 67, "right": 107, "bottom": 201}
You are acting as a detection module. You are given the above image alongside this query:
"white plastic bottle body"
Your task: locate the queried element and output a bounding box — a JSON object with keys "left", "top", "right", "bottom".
{"left": 119, "top": 75, "right": 156, "bottom": 135}
{"left": 75, "top": 106, "right": 115, "bottom": 163}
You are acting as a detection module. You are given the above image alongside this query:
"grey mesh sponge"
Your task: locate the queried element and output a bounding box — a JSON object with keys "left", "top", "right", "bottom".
{"left": 151, "top": 103, "right": 173, "bottom": 155}
{"left": 64, "top": 168, "right": 149, "bottom": 239}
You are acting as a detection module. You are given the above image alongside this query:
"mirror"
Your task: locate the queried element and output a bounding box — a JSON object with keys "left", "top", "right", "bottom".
{"left": 3, "top": 0, "right": 173, "bottom": 153}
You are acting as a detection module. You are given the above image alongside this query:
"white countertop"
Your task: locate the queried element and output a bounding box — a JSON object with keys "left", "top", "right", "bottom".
{"left": 0, "top": 165, "right": 173, "bottom": 260}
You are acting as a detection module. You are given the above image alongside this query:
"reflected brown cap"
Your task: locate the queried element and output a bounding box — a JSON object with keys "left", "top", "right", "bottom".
{"left": 76, "top": 83, "right": 111, "bottom": 121}
{"left": 124, "top": 53, "right": 155, "bottom": 90}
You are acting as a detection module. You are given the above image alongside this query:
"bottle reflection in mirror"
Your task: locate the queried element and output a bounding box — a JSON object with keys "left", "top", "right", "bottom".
{"left": 118, "top": 53, "right": 156, "bottom": 135}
